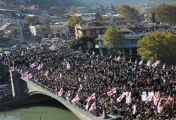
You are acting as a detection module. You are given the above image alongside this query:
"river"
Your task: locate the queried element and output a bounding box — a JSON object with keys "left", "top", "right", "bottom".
{"left": 0, "top": 100, "right": 80, "bottom": 120}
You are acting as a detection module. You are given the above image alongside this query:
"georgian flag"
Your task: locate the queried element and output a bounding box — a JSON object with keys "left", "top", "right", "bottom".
{"left": 117, "top": 92, "right": 127, "bottom": 102}
{"left": 157, "top": 98, "right": 166, "bottom": 113}
{"left": 85, "top": 101, "right": 90, "bottom": 110}
{"left": 66, "top": 62, "right": 71, "bottom": 70}
{"left": 146, "top": 92, "right": 154, "bottom": 103}
{"left": 77, "top": 84, "right": 83, "bottom": 93}
{"left": 152, "top": 60, "right": 160, "bottom": 68}
{"left": 165, "top": 96, "right": 174, "bottom": 106}
{"left": 141, "top": 91, "right": 147, "bottom": 101}
{"left": 86, "top": 93, "right": 96, "bottom": 103}
{"left": 139, "top": 60, "right": 143, "bottom": 65}
{"left": 132, "top": 104, "right": 137, "bottom": 115}
{"left": 126, "top": 92, "right": 131, "bottom": 104}
{"left": 30, "top": 63, "right": 36, "bottom": 68}
{"left": 37, "top": 63, "right": 43, "bottom": 70}
{"left": 27, "top": 73, "right": 33, "bottom": 79}
{"left": 107, "top": 88, "right": 116, "bottom": 96}
{"left": 153, "top": 92, "right": 160, "bottom": 106}
{"left": 114, "top": 56, "right": 120, "bottom": 62}
{"left": 58, "top": 88, "right": 64, "bottom": 96}
{"left": 44, "top": 70, "right": 49, "bottom": 76}
{"left": 71, "top": 94, "right": 80, "bottom": 104}
{"left": 89, "top": 102, "right": 96, "bottom": 112}
{"left": 147, "top": 61, "right": 151, "bottom": 66}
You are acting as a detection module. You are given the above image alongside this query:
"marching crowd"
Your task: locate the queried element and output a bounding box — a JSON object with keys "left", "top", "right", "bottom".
{"left": 0, "top": 46, "right": 176, "bottom": 120}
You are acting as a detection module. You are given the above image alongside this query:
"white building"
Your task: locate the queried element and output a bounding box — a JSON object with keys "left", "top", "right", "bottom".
{"left": 29, "top": 22, "right": 70, "bottom": 38}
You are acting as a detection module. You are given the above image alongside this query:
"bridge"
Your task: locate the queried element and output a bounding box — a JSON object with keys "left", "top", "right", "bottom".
{"left": 9, "top": 70, "right": 106, "bottom": 120}
{"left": 21, "top": 77, "right": 103, "bottom": 120}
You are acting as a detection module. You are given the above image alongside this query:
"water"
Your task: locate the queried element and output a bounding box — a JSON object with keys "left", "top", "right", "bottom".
{"left": 0, "top": 101, "right": 80, "bottom": 120}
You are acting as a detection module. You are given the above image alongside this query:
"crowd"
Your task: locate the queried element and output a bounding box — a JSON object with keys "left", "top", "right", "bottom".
{"left": 0, "top": 45, "right": 176, "bottom": 120}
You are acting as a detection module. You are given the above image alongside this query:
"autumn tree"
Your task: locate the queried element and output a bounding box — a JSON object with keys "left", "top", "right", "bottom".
{"left": 68, "top": 16, "right": 81, "bottom": 27}
{"left": 102, "top": 27, "right": 123, "bottom": 49}
{"left": 118, "top": 5, "right": 139, "bottom": 22}
{"left": 138, "top": 32, "right": 176, "bottom": 65}
{"left": 24, "top": 16, "right": 38, "bottom": 26}
{"left": 151, "top": 4, "right": 176, "bottom": 25}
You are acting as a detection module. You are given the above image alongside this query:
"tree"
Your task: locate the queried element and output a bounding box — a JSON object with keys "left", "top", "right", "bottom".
{"left": 102, "top": 27, "right": 123, "bottom": 49}
{"left": 138, "top": 32, "right": 176, "bottom": 65}
{"left": 118, "top": 5, "right": 139, "bottom": 22}
{"left": 68, "top": 16, "right": 81, "bottom": 27}
{"left": 24, "top": 16, "right": 38, "bottom": 26}
{"left": 151, "top": 4, "right": 176, "bottom": 25}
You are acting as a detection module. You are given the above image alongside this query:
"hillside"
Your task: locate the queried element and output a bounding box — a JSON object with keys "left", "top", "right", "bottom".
{"left": 27, "top": 0, "right": 86, "bottom": 9}
{"left": 14, "top": 0, "right": 176, "bottom": 10}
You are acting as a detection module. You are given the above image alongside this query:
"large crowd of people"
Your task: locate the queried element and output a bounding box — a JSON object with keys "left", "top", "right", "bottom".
{"left": 0, "top": 45, "right": 176, "bottom": 119}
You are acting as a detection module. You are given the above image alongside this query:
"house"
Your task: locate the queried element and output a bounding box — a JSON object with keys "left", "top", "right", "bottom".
{"left": 75, "top": 17, "right": 127, "bottom": 39}
{"left": 95, "top": 24, "right": 170, "bottom": 56}
{"left": 29, "top": 22, "right": 70, "bottom": 38}
{"left": 0, "top": 23, "right": 21, "bottom": 40}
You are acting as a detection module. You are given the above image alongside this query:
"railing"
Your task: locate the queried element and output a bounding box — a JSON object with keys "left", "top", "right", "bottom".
{"left": 22, "top": 77, "right": 106, "bottom": 120}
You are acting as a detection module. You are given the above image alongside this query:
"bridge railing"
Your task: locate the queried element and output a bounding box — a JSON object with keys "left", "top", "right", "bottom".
{"left": 22, "top": 77, "right": 106, "bottom": 120}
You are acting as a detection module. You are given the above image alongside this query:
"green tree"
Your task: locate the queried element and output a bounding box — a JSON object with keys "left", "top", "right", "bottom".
{"left": 118, "top": 5, "right": 139, "bottom": 22}
{"left": 138, "top": 32, "right": 176, "bottom": 65}
{"left": 151, "top": 4, "right": 176, "bottom": 25}
{"left": 102, "top": 27, "right": 123, "bottom": 49}
{"left": 68, "top": 16, "right": 81, "bottom": 27}
{"left": 24, "top": 16, "right": 38, "bottom": 26}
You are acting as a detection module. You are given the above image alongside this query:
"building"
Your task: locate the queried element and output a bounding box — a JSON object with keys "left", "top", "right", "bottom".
{"left": 96, "top": 24, "right": 170, "bottom": 56}
{"left": 75, "top": 17, "right": 127, "bottom": 39}
{"left": 75, "top": 18, "right": 170, "bottom": 56}
{"left": 29, "top": 22, "right": 70, "bottom": 38}
{"left": 0, "top": 23, "right": 21, "bottom": 40}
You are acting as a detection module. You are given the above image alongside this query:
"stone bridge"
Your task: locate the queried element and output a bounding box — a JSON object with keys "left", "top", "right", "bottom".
{"left": 21, "top": 77, "right": 103, "bottom": 120}
{"left": 9, "top": 70, "right": 118, "bottom": 120}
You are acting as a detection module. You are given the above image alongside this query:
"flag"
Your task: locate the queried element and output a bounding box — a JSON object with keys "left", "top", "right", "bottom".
{"left": 147, "top": 61, "right": 151, "bottom": 66}
{"left": 66, "top": 62, "right": 71, "bottom": 70}
{"left": 126, "top": 92, "right": 131, "bottom": 104}
{"left": 85, "top": 101, "right": 90, "bottom": 110}
{"left": 157, "top": 98, "right": 166, "bottom": 113}
{"left": 141, "top": 91, "right": 147, "bottom": 102}
{"left": 71, "top": 94, "right": 80, "bottom": 104}
{"left": 77, "top": 84, "right": 83, "bottom": 93}
{"left": 165, "top": 96, "right": 174, "bottom": 106}
{"left": 86, "top": 93, "right": 96, "bottom": 103}
{"left": 153, "top": 92, "right": 160, "bottom": 106}
{"left": 58, "top": 88, "right": 64, "bottom": 96}
{"left": 107, "top": 88, "right": 116, "bottom": 96}
{"left": 115, "top": 56, "right": 120, "bottom": 62}
{"left": 117, "top": 92, "right": 127, "bottom": 102}
{"left": 37, "top": 63, "right": 43, "bottom": 70}
{"left": 152, "top": 60, "right": 160, "bottom": 68}
{"left": 146, "top": 92, "right": 154, "bottom": 103}
{"left": 44, "top": 70, "right": 49, "bottom": 76}
{"left": 30, "top": 63, "right": 36, "bottom": 68}
{"left": 132, "top": 104, "right": 137, "bottom": 115}
{"left": 66, "top": 91, "right": 71, "bottom": 101}
{"left": 139, "top": 60, "right": 143, "bottom": 65}
{"left": 89, "top": 102, "right": 96, "bottom": 112}
{"left": 26, "top": 73, "right": 33, "bottom": 79}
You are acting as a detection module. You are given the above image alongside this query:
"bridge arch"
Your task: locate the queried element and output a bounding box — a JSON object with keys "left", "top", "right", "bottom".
{"left": 21, "top": 78, "right": 102, "bottom": 120}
